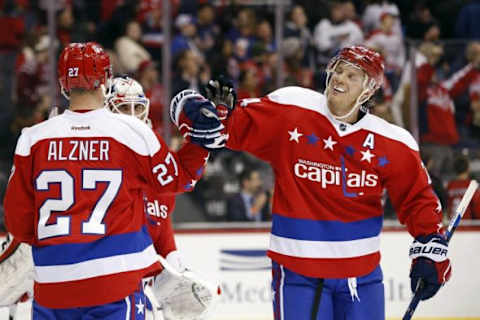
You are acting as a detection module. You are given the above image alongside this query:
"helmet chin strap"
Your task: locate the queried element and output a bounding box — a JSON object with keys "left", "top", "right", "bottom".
{"left": 325, "top": 69, "right": 373, "bottom": 122}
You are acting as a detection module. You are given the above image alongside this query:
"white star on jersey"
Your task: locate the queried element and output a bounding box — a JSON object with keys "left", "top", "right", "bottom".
{"left": 190, "top": 179, "right": 197, "bottom": 187}
{"left": 136, "top": 299, "right": 145, "bottom": 314}
{"left": 323, "top": 136, "right": 337, "bottom": 151}
{"left": 288, "top": 128, "right": 303, "bottom": 143}
{"left": 360, "top": 149, "right": 375, "bottom": 163}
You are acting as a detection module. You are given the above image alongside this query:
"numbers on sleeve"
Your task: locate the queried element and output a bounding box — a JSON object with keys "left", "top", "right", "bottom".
{"left": 35, "top": 169, "right": 122, "bottom": 240}
{"left": 152, "top": 152, "right": 178, "bottom": 186}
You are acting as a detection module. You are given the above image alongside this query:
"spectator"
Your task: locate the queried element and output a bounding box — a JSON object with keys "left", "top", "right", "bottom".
{"left": 391, "top": 41, "right": 444, "bottom": 128}
{"left": 343, "top": 0, "right": 362, "bottom": 28}
{"left": 455, "top": 0, "right": 480, "bottom": 39}
{"left": 237, "top": 67, "right": 260, "bottom": 99}
{"left": 227, "top": 8, "right": 257, "bottom": 61}
{"left": 172, "top": 49, "right": 207, "bottom": 95}
{"left": 446, "top": 155, "right": 480, "bottom": 219}
{"left": 406, "top": 1, "right": 440, "bottom": 41}
{"left": 313, "top": 1, "right": 364, "bottom": 67}
{"left": 362, "top": 0, "right": 402, "bottom": 35}
{"left": 226, "top": 168, "right": 270, "bottom": 222}
{"left": 255, "top": 19, "right": 275, "bottom": 54}
{"left": 137, "top": 60, "right": 166, "bottom": 134}
{"left": 114, "top": 20, "right": 151, "bottom": 74}
{"left": 0, "top": 1, "right": 25, "bottom": 133}
{"left": 282, "top": 37, "right": 314, "bottom": 88}
{"left": 365, "top": 12, "right": 405, "bottom": 90}
{"left": 421, "top": 150, "right": 448, "bottom": 211}
{"left": 15, "top": 35, "right": 52, "bottom": 119}
{"left": 284, "top": 5, "right": 313, "bottom": 67}
{"left": 139, "top": 1, "right": 165, "bottom": 59}
{"left": 171, "top": 14, "right": 200, "bottom": 57}
{"left": 195, "top": 3, "right": 220, "bottom": 56}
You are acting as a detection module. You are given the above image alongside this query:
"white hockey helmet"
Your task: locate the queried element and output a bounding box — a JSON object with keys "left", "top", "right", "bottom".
{"left": 106, "top": 76, "right": 150, "bottom": 122}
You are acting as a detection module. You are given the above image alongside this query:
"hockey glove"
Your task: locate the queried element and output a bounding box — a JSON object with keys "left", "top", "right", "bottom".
{"left": 205, "top": 75, "right": 236, "bottom": 120}
{"left": 0, "top": 234, "right": 33, "bottom": 307}
{"left": 153, "top": 255, "right": 220, "bottom": 320}
{"left": 409, "top": 234, "right": 452, "bottom": 300}
{"left": 170, "top": 89, "right": 228, "bottom": 151}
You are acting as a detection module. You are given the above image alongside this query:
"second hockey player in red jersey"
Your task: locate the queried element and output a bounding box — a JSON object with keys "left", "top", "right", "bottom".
{"left": 204, "top": 46, "right": 452, "bottom": 320}
{"left": 3, "top": 42, "right": 223, "bottom": 320}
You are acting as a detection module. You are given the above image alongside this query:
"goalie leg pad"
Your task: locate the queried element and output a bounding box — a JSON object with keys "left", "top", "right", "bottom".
{"left": 0, "top": 235, "right": 34, "bottom": 307}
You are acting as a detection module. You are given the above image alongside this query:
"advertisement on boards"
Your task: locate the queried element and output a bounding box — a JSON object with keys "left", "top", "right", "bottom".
{"left": 176, "top": 230, "right": 480, "bottom": 320}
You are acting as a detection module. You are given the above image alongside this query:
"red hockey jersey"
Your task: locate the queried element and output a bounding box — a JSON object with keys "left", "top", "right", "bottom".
{"left": 226, "top": 87, "right": 442, "bottom": 278}
{"left": 3, "top": 108, "right": 207, "bottom": 308}
{"left": 144, "top": 192, "right": 177, "bottom": 258}
{"left": 446, "top": 179, "right": 480, "bottom": 219}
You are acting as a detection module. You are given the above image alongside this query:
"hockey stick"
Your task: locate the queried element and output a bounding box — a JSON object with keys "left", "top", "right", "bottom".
{"left": 402, "top": 179, "right": 479, "bottom": 320}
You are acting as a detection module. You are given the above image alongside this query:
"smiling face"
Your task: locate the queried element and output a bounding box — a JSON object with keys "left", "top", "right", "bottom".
{"left": 326, "top": 60, "right": 367, "bottom": 119}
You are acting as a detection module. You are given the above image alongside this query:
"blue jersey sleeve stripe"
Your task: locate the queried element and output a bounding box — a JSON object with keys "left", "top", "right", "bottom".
{"left": 32, "top": 226, "right": 152, "bottom": 266}
{"left": 271, "top": 214, "right": 383, "bottom": 241}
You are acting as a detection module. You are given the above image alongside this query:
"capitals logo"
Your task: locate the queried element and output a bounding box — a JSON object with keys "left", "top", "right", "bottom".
{"left": 293, "top": 158, "right": 378, "bottom": 190}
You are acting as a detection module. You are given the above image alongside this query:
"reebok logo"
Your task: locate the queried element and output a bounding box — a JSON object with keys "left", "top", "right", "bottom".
{"left": 71, "top": 125, "right": 90, "bottom": 130}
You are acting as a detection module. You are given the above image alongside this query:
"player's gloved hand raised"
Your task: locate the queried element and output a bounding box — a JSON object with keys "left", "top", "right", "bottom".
{"left": 205, "top": 75, "right": 236, "bottom": 120}
{"left": 409, "top": 234, "right": 452, "bottom": 300}
{"left": 170, "top": 89, "right": 228, "bottom": 151}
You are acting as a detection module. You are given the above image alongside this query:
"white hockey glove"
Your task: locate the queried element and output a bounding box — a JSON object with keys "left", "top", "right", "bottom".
{"left": 152, "top": 255, "right": 220, "bottom": 320}
{"left": 0, "top": 234, "right": 33, "bottom": 307}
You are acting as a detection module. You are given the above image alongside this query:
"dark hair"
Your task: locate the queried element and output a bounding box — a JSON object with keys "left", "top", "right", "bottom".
{"left": 239, "top": 168, "right": 256, "bottom": 186}
{"left": 453, "top": 155, "right": 470, "bottom": 175}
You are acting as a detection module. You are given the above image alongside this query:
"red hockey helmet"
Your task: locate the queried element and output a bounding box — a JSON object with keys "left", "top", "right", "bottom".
{"left": 58, "top": 42, "right": 112, "bottom": 97}
{"left": 326, "top": 45, "right": 385, "bottom": 92}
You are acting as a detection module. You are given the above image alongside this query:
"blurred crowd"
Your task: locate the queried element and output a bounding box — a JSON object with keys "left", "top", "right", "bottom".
{"left": 1, "top": 0, "right": 480, "bottom": 227}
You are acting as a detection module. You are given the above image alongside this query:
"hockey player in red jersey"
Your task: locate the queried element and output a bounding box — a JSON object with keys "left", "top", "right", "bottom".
{"left": 3, "top": 42, "right": 223, "bottom": 320}
{"left": 205, "top": 46, "right": 451, "bottom": 319}
{"left": 106, "top": 75, "right": 189, "bottom": 271}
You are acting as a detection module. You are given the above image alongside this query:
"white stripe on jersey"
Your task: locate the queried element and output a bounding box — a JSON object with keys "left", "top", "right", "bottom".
{"left": 15, "top": 108, "right": 161, "bottom": 157}
{"left": 280, "top": 265, "right": 285, "bottom": 320}
{"left": 266, "top": 86, "right": 419, "bottom": 151}
{"left": 34, "top": 245, "right": 157, "bottom": 283}
{"left": 125, "top": 296, "right": 131, "bottom": 320}
{"left": 269, "top": 234, "right": 380, "bottom": 259}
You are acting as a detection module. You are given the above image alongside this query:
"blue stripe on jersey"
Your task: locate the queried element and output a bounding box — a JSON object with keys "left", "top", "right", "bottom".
{"left": 32, "top": 226, "right": 152, "bottom": 266}
{"left": 271, "top": 214, "right": 383, "bottom": 241}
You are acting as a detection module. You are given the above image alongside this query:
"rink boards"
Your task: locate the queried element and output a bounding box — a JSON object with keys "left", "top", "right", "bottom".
{"left": 175, "top": 226, "right": 480, "bottom": 320}
{"left": 1, "top": 227, "right": 479, "bottom": 319}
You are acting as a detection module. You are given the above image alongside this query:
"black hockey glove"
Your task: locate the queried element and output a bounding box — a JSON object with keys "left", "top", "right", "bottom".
{"left": 205, "top": 75, "right": 236, "bottom": 120}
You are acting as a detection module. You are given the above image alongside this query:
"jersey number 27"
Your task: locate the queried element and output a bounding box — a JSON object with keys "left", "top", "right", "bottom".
{"left": 35, "top": 169, "right": 122, "bottom": 240}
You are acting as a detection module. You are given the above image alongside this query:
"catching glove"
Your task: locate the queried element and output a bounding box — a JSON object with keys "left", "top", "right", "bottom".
{"left": 205, "top": 75, "right": 236, "bottom": 120}
{"left": 409, "top": 234, "right": 452, "bottom": 300}
{"left": 170, "top": 90, "right": 228, "bottom": 150}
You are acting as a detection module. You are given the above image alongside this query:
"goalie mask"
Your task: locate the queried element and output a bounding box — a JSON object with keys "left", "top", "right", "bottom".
{"left": 107, "top": 76, "right": 150, "bottom": 123}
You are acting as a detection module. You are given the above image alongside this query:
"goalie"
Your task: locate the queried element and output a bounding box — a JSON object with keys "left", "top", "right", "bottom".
{"left": 106, "top": 76, "right": 221, "bottom": 320}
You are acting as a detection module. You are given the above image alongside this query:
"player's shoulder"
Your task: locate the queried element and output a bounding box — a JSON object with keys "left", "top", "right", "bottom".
{"left": 18, "top": 109, "right": 161, "bottom": 157}
{"left": 266, "top": 86, "right": 327, "bottom": 115}
{"left": 363, "top": 113, "right": 419, "bottom": 151}
{"left": 95, "top": 110, "right": 162, "bottom": 156}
